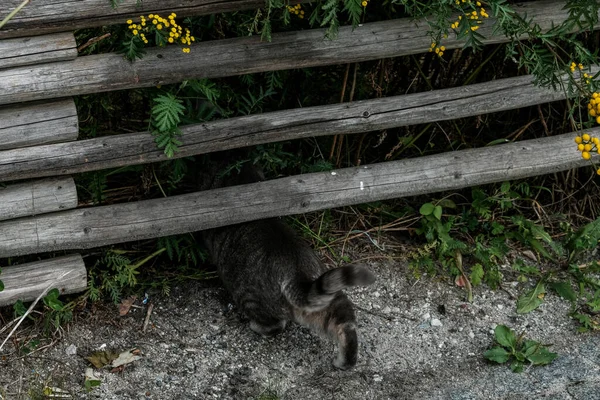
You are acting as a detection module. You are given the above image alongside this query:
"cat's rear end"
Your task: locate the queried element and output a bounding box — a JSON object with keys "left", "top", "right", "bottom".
{"left": 201, "top": 160, "right": 376, "bottom": 369}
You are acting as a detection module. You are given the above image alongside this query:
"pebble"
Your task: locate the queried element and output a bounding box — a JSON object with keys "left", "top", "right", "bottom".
{"left": 468, "top": 331, "right": 475, "bottom": 339}
{"left": 392, "top": 307, "right": 400, "bottom": 313}
{"left": 431, "top": 318, "right": 443, "bottom": 327}
{"left": 497, "top": 304, "right": 504, "bottom": 310}
{"left": 382, "top": 306, "right": 391, "bottom": 314}
{"left": 65, "top": 344, "right": 77, "bottom": 356}
{"left": 373, "top": 374, "right": 383, "bottom": 382}
{"left": 422, "top": 313, "right": 431, "bottom": 321}
{"left": 373, "top": 292, "right": 381, "bottom": 298}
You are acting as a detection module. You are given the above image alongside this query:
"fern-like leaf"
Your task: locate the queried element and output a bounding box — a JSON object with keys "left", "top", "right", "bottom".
{"left": 151, "top": 94, "right": 186, "bottom": 133}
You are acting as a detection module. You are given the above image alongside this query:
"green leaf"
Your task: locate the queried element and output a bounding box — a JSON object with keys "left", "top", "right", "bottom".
{"left": 43, "top": 288, "right": 64, "bottom": 311}
{"left": 549, "top": 281, "right": 577, "bottom": 302}
{"left": 470, "top": 264, "right": 484, "bottom": 286}
{"left": 484, "top": 347, "right": 511, "bottom": 363}
{"left": 437, "top": 199, "right": 456, "bottom": 209}
{"left": 523, "top": 340, "right": 558, "bottom": 365}
{"left": 500, "top": 181, "right": 511, "bottom": 193}
{"left": 510, "top": 361, "right": 524, "bottom": 373}
{"left": 433, "top": 205, "right": 443, "bottom": 220}
{"left": 151, "top": 94, "right": 185, "bottom": 133}
{"left": 419, "top": 203, "right": 435, "bottom": 216}
{"left": 494, "top": 325, "right": 517, "bottom": 350}
{"left": 516, "top": 281, "right": 546, "bottom": 314}
{"left": 13, "top": 300, "right": 26, "bottom": 317}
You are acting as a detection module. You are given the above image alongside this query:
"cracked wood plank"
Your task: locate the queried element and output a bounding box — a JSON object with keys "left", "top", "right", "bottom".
{"left": 0, "top": 32, "right": 77, "bottom": 69}
{"left": 0, "top": 177, "right": 78, "bottom": 221}
{"left": 0, "top": 73, "right": 571, "bottom": 182}
{"left": 1, "top": 0, "right": 598, "bottom": 105}
{"left": 0, "top": 130, "right": 595, "bottom": 258}
{"left": 0, "top": 254, "right": 87, "bottom": 307}
{"left": 0, "top": 98, "right": 78, "bottom": 150}
{"left": 0, "top": 0, "right": 305, "bottom": 39}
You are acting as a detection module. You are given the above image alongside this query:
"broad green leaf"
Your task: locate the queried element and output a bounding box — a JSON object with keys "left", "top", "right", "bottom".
{"left": 494, "top": 325, "right": 517, "bottom": 350}
{"left": 525, "top": 345, "right": 558, "bottom": 365}
{"left": 500, "top": 181, "right": 511, "bottom": 193}
{"left": 549, "top": 281, "right": 577, "bottom": 302}
{"left": 0, "top": 279, "right": 3, "bottom": 292}
{"left": 517, "top": 281, "right": 545, "bottom": 314}
{"left": 484, "top": 347, "right": 511, "bottom": 363}
{"left": 433, "top": 205, "right": 443, "bottom": 220}
{"left": 470, "top": 264, "right": 484, "bottom": 287}
{"left": 419, "top": 203, "right": 435, "bottom": 216}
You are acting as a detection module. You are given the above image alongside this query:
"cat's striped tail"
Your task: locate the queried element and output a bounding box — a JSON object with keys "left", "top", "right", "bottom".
{"left": 283, "top": 264, "right": 376, "bottom": 312}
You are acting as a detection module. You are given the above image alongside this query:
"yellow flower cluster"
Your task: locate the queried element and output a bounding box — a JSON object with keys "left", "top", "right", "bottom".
{"left": 586, "top": 92, "right": 600, "bottom": 120}
{"left": 126, "top": 12, "right": 195, "bottom": 53}
{"left": 570, "top": 61, "right": 584, "bottom": 73}
{"left": 287, "top": 4, "right": 305, "bottom": 19}
{"left": 429, "top": 42, "right": 446, "bottom": 57}
{"left": 127, "top": 18, "right": 149, "bottom": 44}
{"left": 574, "top": 133, "right": 600, "bottom": 174}
{"left": 450, "top": 1, "right": 488, "bottom": 31}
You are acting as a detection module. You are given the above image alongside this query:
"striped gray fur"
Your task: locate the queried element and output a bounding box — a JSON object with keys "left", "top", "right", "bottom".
{"left": 201, "top": 161, "right": 376, "bottom": 369}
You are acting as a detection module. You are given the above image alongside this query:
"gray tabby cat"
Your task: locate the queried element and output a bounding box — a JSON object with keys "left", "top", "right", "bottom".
{"left": 201, "top": 163, "right": 376, "bottom": 370}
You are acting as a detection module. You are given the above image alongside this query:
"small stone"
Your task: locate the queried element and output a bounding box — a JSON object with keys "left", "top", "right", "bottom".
{"left": 422, "top": 313, "right": 431, "bottom": 321}
{"left": 65, "top": 344, "right": 77, "bottom": 356}
{"left": 382, "top": 306, "right": 391, "bottom": 314}
{"left": 391, "top": 307, "right": 400, "bottom": 313}
{"left": 468, "top": 331, "right": 475, "bottom": 339}
{"left": 373, "top": 292, "right": 381, "bottom": 298}
{"left": 431, "top": 318, "right": 443, "bottom": 327}
{"left": 497, "top": 304, "right": 504, "bottom": 310}
{"left": 373, "top": 374, "right": 383, "bottom": 382}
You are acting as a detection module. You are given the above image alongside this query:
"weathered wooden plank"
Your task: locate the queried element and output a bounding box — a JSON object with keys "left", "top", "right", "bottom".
{"left": 0, "top": 254, "right": 87, "bottom": 307}
{"left": 0, "top": 177, "right": 78, "bottom": 221}
{"left": 0, "top": 130, "right": 595, "bottom": 258}
{"left": 0, "top": 73, "right": 572, "bottom": 182}
{"left": 0, "top": 0, "right": 595, "bottom": 106}
{"left": 0, "top": 0, "right": 306, "bottom": 39}
{"left": 0, "top": 99, "right": 78, "bottom": 150}
{"left": 0, "top": 32, "right": 77, "bottom": 70}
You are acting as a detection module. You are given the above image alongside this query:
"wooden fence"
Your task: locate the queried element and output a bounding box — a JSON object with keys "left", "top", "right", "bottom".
{"left": 0, "top": 0, "right": 598, "bottom": 305}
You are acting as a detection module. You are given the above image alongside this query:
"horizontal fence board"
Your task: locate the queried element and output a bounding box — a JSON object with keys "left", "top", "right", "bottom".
{"left": 0, "top": 177, "right": 78, "bottom": 221}
{"left": 0, "top": 73, "right": 573, "bottom": 182}
{"left": 0, "top": 32, "right": 77, "bottom": 69}
{"left": 0, "top": 0, "right": 302, "bottom": 39}
{"left": 0, "top": 98, "right": 78, "bottom": 150}
{"left": 0, "top": 130, "right": 595, "bottom": 258}
{"left": 0, "top": 0, "right": 596, "bottom": 106}
{"left": 0, "top": 254, "right": 87, "bottom": 307}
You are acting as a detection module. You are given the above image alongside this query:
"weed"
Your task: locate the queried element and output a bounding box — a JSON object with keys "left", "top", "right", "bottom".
{"left": 484, "top": 325, "right": 558, "bottom": 373}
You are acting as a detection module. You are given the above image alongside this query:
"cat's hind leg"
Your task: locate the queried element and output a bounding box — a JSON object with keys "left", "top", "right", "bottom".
{"left": 293, "top": 293, "right": 358, "bottom": 370}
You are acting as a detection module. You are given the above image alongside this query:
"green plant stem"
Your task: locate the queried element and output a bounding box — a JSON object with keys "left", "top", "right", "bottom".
{"left": 0, "top": 0, "right": 29, "bottom": 29}
{"left": 131, "top": 248, "right": 167, "bottom": 269}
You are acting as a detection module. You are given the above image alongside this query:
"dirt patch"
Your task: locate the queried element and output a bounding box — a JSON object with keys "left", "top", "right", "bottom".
{"left": 1, "top": 257, "right": 599, "bottom": 399}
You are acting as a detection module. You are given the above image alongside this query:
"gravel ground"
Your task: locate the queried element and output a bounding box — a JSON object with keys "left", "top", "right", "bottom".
{"left": 1, "top": 255, "right": 599, "bottom": 399}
